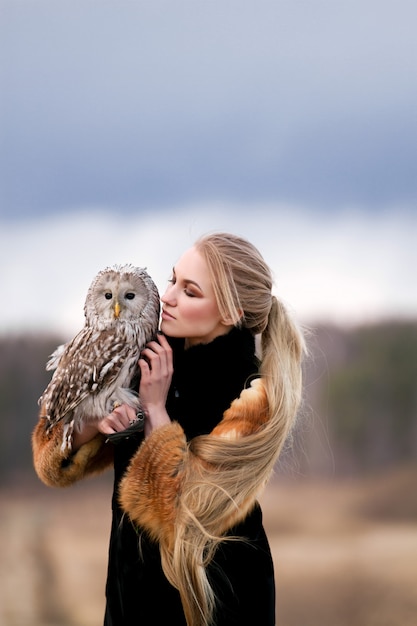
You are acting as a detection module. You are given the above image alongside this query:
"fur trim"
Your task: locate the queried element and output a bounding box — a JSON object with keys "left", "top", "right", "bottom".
{"left": 118, "top": 421, "right": 188, "bottom": 547}
{"left": 118, "top": 378, "right": 269, "bottom": 543}
{"left": 32, "top": 416, "right": 113, "bottom": 488}
{"left": 211, "top": 377, "right": 269, "bottom": 440}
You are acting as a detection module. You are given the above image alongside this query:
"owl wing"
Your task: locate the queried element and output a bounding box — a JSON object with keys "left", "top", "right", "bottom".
{"left": 40, "top": 327, "right": 138, "bottom": 426}
{"left": 45, "top": 342, "right": 67, "bottom": 371}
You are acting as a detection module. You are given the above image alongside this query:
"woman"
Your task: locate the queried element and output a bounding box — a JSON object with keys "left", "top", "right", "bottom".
{"left": 32, "top": 232, "right": 305, "bottom": 626}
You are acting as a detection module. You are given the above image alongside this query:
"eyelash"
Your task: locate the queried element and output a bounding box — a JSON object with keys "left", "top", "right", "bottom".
{"left": 168, "top": 277, "right": 196, "bottom": 297}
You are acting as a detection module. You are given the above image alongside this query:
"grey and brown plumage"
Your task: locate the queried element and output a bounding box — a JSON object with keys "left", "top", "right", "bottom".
{"left": 38, "top": 264, "right": 160, "bottom": 451}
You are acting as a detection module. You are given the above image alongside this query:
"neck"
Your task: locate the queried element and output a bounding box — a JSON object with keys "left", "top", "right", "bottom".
{"left": 184, "top": 325, "right": 234, "bottom": 350}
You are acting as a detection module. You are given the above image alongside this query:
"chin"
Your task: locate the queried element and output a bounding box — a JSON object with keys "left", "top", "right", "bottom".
{"left": 160, "top": 320, "right": 177, "bottom": 335}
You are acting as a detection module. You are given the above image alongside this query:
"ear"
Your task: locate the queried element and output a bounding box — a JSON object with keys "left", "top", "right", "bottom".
{"left": 221, "top": 309, "right": 243, "bottom": 326}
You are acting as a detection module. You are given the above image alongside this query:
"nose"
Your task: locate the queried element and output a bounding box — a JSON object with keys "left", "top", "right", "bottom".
{"left": 161, "top": 282, "right": 176, "bottom": 306}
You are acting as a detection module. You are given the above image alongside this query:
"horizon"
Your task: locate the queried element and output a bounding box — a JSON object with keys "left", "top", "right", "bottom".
{"left": 1, "top": 205, "right": 416, "bottom": 337}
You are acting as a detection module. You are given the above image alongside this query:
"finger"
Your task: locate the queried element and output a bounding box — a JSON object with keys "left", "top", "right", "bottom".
{"left": 113, "top": 404, "right": 137, "bottom": 427}
{"left": 140, "top": 347, "right": 164, "bottom": 373}
{"left": 138, "top": 356, "right": 151, "bottom": 375}
{"left": 144, "top": 335, "right": 172, "bottom": 357}
{"left": 156, "top": 333, "right": 173, "bottom": 369}
{"left": 143, "top": 339, "right": 164, "bottom": 353}
{"left": 98, "top": 418, "right": 119, "bottom": 435}
{"left": 141, "top": 345, "right": 162, "bottom": 360}
{"left": 99, "top": 406, "right": 132, "bottom": 435}
{"left": 142, "top": 340, "right": 172, "bottom": 372}
{"left": 112, "top": 404, "right": 129, "bottom": 420}
{"left": 156, "top": 332, "right": 171, "bottom": 349}
{"left": 102, "top": 415, "right": 126, "bottom": 433}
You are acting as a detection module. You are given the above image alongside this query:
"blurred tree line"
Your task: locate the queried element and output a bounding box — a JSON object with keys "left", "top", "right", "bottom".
{"left": 298, "top": 321, "right": 417, "bottom": 476}
{"left": 0, "top": 321, "right": 416, "bottom": 484}
{"left": 0, "top": 334, "right": 63, "bottom": 484}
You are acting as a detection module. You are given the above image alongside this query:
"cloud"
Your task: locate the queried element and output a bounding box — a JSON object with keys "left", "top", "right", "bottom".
{"left": 1, "top": 204, "right": 416, "bottom": 336}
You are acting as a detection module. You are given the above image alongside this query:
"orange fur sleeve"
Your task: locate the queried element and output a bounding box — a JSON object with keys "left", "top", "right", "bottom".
{"left": 32, "top": 414, "right": 114, "bottom": 488}
{"left": 118, "top": 421, "right": 188, "bottom": 545}
{"left": 211, "top": 377, "right": 269, "bottom": 439}
{"left": 118, "top": 378, "right": 269, "bottom": 543}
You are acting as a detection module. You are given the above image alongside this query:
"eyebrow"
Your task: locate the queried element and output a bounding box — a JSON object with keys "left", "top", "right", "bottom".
{"left": 172, "top": 267, "right": 203, "bottom": 292}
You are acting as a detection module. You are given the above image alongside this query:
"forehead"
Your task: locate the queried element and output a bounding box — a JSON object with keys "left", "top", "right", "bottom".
{"left": 175, "top": 247, "right": 211, "bottom": 283}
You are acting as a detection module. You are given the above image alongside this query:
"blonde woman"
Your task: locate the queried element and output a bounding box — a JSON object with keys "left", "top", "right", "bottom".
{"left": 33, "top": 232, "right": 305, "bottom": 626}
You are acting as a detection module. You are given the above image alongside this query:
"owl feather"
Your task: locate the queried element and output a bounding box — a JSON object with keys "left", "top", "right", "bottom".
{"left": 38, "top": 264, "right": 160, "bottom": 451}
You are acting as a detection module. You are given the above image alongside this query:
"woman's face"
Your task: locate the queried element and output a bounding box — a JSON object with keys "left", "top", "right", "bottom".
{"left": 160, "top": 246, "right": 232, "bottom": 347}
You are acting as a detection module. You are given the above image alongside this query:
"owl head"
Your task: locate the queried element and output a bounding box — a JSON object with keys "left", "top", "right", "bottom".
{"left": 84, "top": 264, "right": 160, "bottom": 329}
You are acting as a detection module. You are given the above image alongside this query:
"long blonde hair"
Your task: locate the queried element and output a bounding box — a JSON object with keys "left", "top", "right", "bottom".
{"left": 160, "top": 232, "right": 305, "bottom": 625}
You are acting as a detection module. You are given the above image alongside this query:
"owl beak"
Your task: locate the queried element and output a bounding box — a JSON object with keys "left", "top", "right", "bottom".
{"left": 114, "top": 301, "right": 121, "bottom": 318}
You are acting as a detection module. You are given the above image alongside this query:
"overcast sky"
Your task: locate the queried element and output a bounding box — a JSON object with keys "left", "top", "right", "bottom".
{"left": 1, "top": 0, "right": 416, "bottom": 216}
{"left": 0, "top": 1, "right": 416, "bottom": 334}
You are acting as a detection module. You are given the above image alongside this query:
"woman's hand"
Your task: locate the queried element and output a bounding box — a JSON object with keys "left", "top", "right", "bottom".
{"left": 139, "top": 333, "right": 173, "bottom": 436}
{"left": 97, "top": 404, "right": 138, "bottom": 436}
{"left": 72, "top": 404, "right": 138, "bottom": 451}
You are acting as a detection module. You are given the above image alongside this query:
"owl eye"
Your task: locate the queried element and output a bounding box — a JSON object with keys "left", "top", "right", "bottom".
{"left": 125, "top": 292, "right": 135, "bottom": 300}
{"left": 105, "top": 292, "right": 113, "bottom": 300}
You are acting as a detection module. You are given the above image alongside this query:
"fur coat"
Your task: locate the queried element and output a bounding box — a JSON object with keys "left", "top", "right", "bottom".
{"left": 32, "top": 327, "right": 275, "bottom": 625}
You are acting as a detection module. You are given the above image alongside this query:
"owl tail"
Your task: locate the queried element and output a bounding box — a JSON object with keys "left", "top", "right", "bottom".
{"left": 61, "top": 419, "right": 75, "bottom": 454}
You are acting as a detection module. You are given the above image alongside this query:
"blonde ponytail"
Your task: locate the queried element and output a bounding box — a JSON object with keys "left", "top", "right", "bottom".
{"left": 261, "top": 296, "right": 305, "bottom": 439}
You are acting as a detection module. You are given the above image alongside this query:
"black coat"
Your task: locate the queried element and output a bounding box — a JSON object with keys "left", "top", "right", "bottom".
{"left": 104, "top": 327, "right": 276, "bottom": 625}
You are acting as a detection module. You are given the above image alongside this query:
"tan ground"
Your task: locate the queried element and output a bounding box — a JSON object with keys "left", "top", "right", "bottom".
{"left": 1, "top": 466, "right": 416, "bottom": 626}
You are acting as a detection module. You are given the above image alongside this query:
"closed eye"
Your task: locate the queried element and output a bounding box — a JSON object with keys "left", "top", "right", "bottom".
{"left": 168, "top": 273, "right": 200, "bottom": 297}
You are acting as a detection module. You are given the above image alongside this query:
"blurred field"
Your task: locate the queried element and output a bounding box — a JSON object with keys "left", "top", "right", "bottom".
{"left": 1, "top": 465, "right": 417, "bottom": 626}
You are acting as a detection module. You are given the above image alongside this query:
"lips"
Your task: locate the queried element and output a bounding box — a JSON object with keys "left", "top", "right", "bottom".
{"left": 162, "top": 309, "right": 175, "bottom": 320}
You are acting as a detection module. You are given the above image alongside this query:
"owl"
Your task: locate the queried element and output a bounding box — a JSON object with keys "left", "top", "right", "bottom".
{"left": 38, "top": 264, "right": 160, "bottom": 451}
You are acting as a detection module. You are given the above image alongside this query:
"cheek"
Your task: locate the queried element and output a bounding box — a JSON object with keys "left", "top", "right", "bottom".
{"left": 183, "top": 300, "right": 219, "bottom": 325}
{"left": 182, "top": 302, "right": 205, "bottom": 323}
